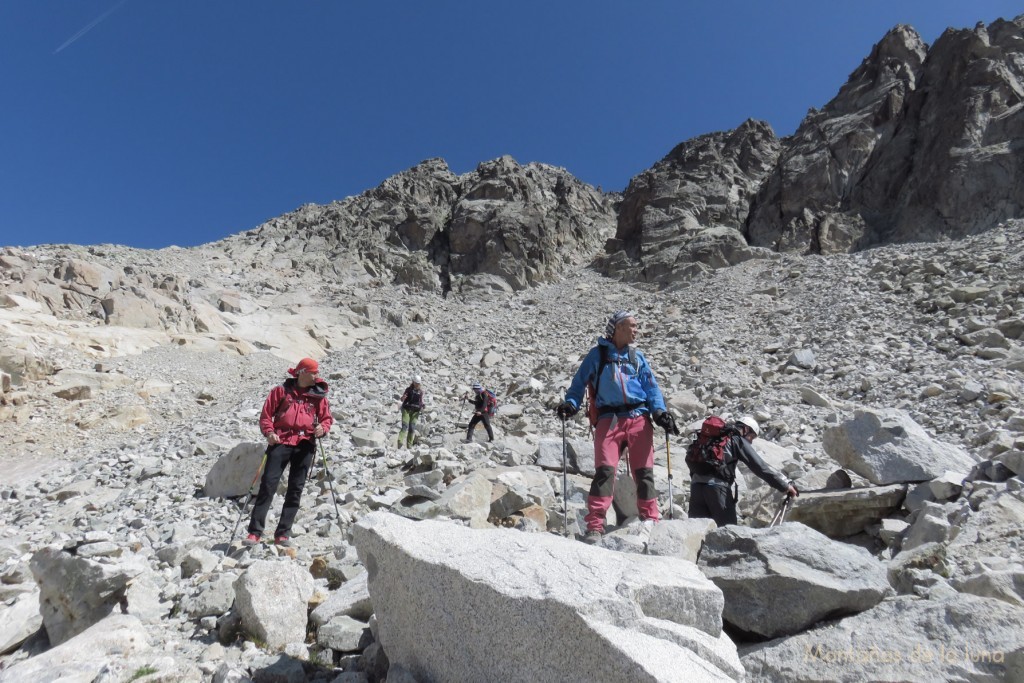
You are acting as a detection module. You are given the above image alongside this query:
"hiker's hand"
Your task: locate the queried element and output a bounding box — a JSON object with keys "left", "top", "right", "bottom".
{"left": 653, "top": 410, "right": 679, "bottom": 436}
{"left": 786, "top": 484, "right": 799, "bottom": 498}
{"left": 266, "top": 432, "right": 280, "bottom": 445}
{"left": 314, "top": 424, "right": 326, "bottom": 438}
{"left": 555, "top": 402, "right": 577, "bottom": 419}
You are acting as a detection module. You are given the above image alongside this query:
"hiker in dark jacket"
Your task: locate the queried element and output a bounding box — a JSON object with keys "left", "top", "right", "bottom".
{"left": 689, "top": 415, "right": 798, "bottom": 526}
{"left": 462, "top": 383, "right": 494, "bottom": 443}
{"left": 555, "top": 310, "right": 679, "bottom": 544}
{"left": 244, "top": 357, "right": 333, "bottom": 547}
{"left": 398, "top": 376, "right": 425, "bottom": 448}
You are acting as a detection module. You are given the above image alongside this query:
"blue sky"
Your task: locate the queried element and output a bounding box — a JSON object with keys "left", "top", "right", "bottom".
{"left": 1, "top": 2, "right": 1020, "bottom": 249}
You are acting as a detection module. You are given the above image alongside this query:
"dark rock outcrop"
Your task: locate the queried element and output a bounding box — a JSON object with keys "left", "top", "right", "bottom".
{"left": 597, "top": 119, "right": 781, "bottom": 284}
{"left": 214, "top": 156, "right": 616, "bottom": 293}
{"left": 746, "top": 25, "right": 927, "bottom": 254}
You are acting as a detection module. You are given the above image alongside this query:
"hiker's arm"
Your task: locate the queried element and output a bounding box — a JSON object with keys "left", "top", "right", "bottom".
{"left": 259, "top": 387, "right": 282, "bottom": 438}
{"left": 636, "top": 352, "right": 666, "bottom": 413}
{"left": 736, "top": 438, "right": 791, "bottom": 492}
{"left": 316, "top": 397, "right": 333, "bottom": 436}
{"left": 564, "top": 347, "right": 599, "bottom": 409}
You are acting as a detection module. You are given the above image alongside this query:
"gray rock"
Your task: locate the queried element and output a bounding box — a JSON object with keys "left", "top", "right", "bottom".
{"left": 741, "top": 594, "right": 1024, "bottom": 682}
{"left": 309, "top": 572, "right": 373, "bottom": 626}
{"left": 181, "top": 574, "right": 237, "bottom": 619}
{"left": 647, "top": 518, "right": 717, "bottom": 562}
{"left": 29, "top": 546, "right": 145, "bottom": 646}
{"left": 901, "top": 504, "right": 952, "bottom": 551}
{"left": 535, "top": 437, "right": 595, "bottom": 476}
{"left": 353, "top": 512, "right": 743, "bottom": 682}
{"left": 433, "top": 471, "right": 491, "bottom": 524}
{"left": 823, "top": 409, "right": 977, "bottom": 484}
{"left": 204, "top": 441, "right": 267, "bottom": 499}
{"left": 316, "top": 615, "right": 371, "bottom": 652}
{"left": 787, "top": 349, "right": 817, "bottom": 370}
{"left": 698, "top": 523, "right": 891, "bottom": 638}
{"left": 782, "top": 484, "right": 906, "bottom": 538}
{"left": 951, "top": 570, "right": 1024, "bottom": 608}
{"left": 234, "top": 560, "right": 314, "bottom": 651}
{"left": 0, "top": 588, "right": 41, "bottom": 655}
{"left": 0, "top": 614, "right": 150, "bottom": 682}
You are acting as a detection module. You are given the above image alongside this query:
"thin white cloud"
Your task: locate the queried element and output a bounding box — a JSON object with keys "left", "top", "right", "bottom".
{"left": 54, "top": 0, "right": 130, "bottom": 54}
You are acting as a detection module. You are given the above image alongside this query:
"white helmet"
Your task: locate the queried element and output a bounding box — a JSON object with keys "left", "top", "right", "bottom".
{"left": 413, "top": 375, "right": 421, "bottom": 383}
{"left": 737, "top": 416, "right": 760, "bottom": 436}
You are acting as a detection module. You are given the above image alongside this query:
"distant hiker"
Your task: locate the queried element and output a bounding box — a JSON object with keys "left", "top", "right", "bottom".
{"left": 686, "top": 415, "right": 798, "bottom": 527}
{"left": 462, "top": 382, "right": 495, "bottom": 443}
{"left": 556, "top": 310, "right": 679, "bottom": 544}
{"left": 397, "top": 375, "right": 425, "bottom": 448}
{"left": 244, "top": 357, "right": 333, "bottom": 547}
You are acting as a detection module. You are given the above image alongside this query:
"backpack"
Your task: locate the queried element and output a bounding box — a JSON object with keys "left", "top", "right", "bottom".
{"left": 484, "top": 389, "right": 499, "bottom": 416}
{"left": 685, "top": 416, "right": 738, "bottom": 480}
{"left": 585, "top": 345, "right": 638, "bottom": 427}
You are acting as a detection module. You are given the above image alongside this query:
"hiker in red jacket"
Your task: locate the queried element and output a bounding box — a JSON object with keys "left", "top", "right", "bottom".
{"left": 244, "top": 357, "right": 333, "bottom": 547}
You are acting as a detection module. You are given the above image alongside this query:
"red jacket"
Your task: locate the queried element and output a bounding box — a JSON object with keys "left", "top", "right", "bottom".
{"left": 259, "top": 378, "right": 333, "bottom": 446}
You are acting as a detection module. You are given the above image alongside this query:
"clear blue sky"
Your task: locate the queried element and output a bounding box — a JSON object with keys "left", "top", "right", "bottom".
{"left": 1, "top": 2, "right": 1020, "bottom": 249}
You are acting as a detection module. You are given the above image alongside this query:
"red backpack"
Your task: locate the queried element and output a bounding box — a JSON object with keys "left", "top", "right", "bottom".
{"left": 685, "top": 416, "right": 738, "bottom": 480}
{"left": 484, "top": 389, "right": 499, "bottom": 416}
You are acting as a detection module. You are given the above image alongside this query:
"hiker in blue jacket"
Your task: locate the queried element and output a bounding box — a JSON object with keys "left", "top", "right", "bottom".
{"left": 556, "top": 311, "right": 679, "bottom": 543}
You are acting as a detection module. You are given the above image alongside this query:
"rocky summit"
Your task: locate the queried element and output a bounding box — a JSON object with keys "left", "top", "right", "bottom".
{"left": 2, "top": 13, "right": 1024, "bottom": 683}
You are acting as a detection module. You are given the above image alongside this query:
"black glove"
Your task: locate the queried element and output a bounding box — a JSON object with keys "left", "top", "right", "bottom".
{"left": 555, "top": 402, "right": 578, "bottom": 419}
{"left": 653, "top": 410, "right": 679, "bottom": 436}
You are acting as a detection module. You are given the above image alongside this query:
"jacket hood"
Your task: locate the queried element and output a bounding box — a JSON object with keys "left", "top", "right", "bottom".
{"left": 284, "top": 377, "right": 330, "bottom": 398}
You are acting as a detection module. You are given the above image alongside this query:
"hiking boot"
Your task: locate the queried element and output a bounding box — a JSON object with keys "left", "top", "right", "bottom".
{"left": 582, "top": 530, "right": 603, "bottom": 545}
{"left": 242, "top": 533, "right": 260, "bottom": 547}
{"left": 274, "top": 536, "right": 294, "bottom": 548}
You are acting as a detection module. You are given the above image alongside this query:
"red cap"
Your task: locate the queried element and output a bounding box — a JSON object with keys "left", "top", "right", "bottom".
{"left": 288, "top": 358, "right": 319, "bottom": 377}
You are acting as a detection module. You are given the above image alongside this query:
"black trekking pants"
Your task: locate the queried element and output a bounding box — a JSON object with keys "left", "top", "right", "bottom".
{"left": 688, "top": 482, "right": 737, "bottom": 527}
{"left": 247, "top": 441, "right": 315, "bottom": 538}
{"left": 467, "top": 413, "right": 494, "bottom": 442}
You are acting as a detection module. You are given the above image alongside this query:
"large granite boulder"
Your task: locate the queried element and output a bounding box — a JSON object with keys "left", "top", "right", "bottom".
{"left": 741, "top": 594, "right": 1024, "bottom": 682}
{"left": 780, "top": 484, "right": 906, "bottom": 538}
{"left": 352, "top": 512, "right": 743, "bottom": 682}
{"left": 234, "top": 560, "right": 315, "bottom": 651}
{"left": 698, "top": 523, "right": 892, "bottom": 638}
{"left": 823, "top": 409, "right": 977, "bottom": 485}
{"left": 203, "top": 441, "right": 268, "bottom": 499}
{"left": 29, "top": 546, "right": 146, "bottom": 646}
{"left": 0, "top": 614, "right": 151, "bottom": 683}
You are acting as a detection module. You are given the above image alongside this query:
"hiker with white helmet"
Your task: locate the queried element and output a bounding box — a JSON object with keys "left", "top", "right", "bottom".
{"left": 556, "top": 310, "right": 679, "bottom": 544}
{"left": 397, "top": 376, "right": 425, "bottom": 448}
{"left": 462, "top": 382, "right": 496, "bottom": 442}
{"left": 687, "top": 414, "right": 798, "bottom": 526}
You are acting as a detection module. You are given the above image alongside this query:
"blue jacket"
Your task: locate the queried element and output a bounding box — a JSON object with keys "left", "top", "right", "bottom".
{"left": 563, "top": 337, "right": 666, "bottom": 418}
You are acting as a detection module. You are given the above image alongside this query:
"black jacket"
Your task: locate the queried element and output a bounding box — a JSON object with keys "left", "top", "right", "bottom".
{"left": 401, "top": 386, "right": 424, "bottom": 411}
{"left": 691, "top": 435, "right": 791, "bottom": 492}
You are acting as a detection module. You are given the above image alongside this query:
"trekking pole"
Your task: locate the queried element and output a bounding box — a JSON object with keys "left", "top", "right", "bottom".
{"left": 665, "top": 431, "right": 674, "bottom": 520}
{"left": 561, "top": 416, "right": 569, "bottom": 537}
{"left": 317, "top": 436, "right": 343, "bottom": 523}
{"left": 307, "top": 419, "right": 320, "bottom": 486}
{"left": 769, "top": 496, "right": 791, "bottom": 527}
{"left": 229, "top": 450, "right": 268, "bottom": 545}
